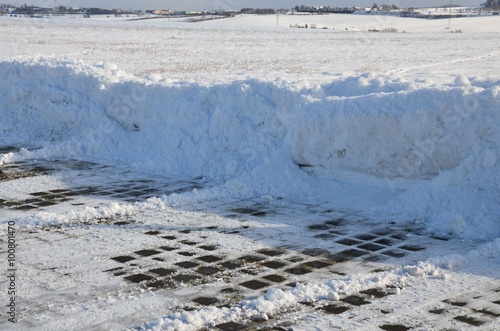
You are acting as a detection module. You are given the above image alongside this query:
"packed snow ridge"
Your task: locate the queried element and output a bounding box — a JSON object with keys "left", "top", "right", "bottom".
{"left": 1, "top": 58, "right": 499, "bottom": 240}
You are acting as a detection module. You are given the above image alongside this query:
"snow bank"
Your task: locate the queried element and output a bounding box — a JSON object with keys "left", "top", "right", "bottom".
{"left": 1, "top": 58, "right": 499, "bottom": 240}
{"left": 137, "top": 262, "right": 445, "bottom": 331}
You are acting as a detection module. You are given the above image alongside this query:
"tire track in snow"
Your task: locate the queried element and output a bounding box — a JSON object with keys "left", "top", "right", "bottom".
{"left": 386, "top": 51, "right": 500, "bottom": 74}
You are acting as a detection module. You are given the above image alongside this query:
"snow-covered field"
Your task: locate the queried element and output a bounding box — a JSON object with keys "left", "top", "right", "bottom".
{"left": 0, "top": 13, "right": 499, "bottom": 331}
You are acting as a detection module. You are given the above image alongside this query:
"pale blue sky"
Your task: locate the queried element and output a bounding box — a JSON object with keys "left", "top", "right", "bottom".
{"left": 3, "top": 1, "right": 485, "bottom": 10}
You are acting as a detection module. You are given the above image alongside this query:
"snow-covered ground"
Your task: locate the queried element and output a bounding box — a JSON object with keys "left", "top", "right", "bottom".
{"left": 0, "top": 13, "right": 499, "bottom": 331}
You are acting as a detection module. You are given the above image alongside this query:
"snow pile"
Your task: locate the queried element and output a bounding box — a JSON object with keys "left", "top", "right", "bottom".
{"left": 0, "top": 58, "right": 499, "bottom": 240}
{"left": 138, "top": 262, "right": 445, "bottom": 331}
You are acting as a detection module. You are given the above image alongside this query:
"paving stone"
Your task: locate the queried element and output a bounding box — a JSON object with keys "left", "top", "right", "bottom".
{"left": 215, "top": 321, "right": 248, "bottom": 331}
{"left": 355, "top": 234, "right": 378, "bottom": 241}
{"left": 360, "top": 288, "right": 389, "bottom": 298}
{"left": 199, "top": 245, "right": 218, "bottom": 251}
{"left": 285, "top": 267, "right": 311, "bottom": 275}
{"left": 374, "top": 238, "right": 396, "bottom": 246}
{"left": 177, "top": 251, "right": 196, "bottom": 257}
{"left": 429, "top": 308, "right": 446, "bottom": 315}
{"left": 197, "top": 255, "right": 223, "bottom": 263}
{"left": 144, "top": 230, "right": 161, "bottom": 235}
{"left": 173, "top": 274, "right": 201, "bottom": 282}
{"left": 321, "top": 304, "right": 350, "bottom": 315}
{"left": 175, "top": 261, "right": 200, "bottom": 269}
{"left": 308, "top": 224, "right": 330, "bottom": 231}
{"left": 257, "top": 248, "right": 286, "bottom": 256}
{"left": 341, "top": 295, "right": 371, "bottom": 306}
{"left": 150, "top": 268, "right": 176, "bottom": 276}
{"left": 135, "top": 249, "right": 162, "bottom": 257}
{"left": 381, "top": 250, "right": 406, "bottom": 258}
{"left": 193, "top": 296, "right": 219, "bottom": 306}
{"left": 239, "top": 280, "right": 270, "bottom": 290}
{"left": 453, "top": 315, "right": 485, "bottom": 326}
{"left": 379, "top": 325, "right": 411, "bottom": 331}
{"left": 159, "top": 246, "right": 177, "bottom": 251}
{"left": 336, "top": 238, "right": 362, "bottom": 246}
{"left": 443, "top": 300, "right": 468, "bottom": 307}
{"left": 220, "top": 260, "right": 243, "bottom": 270}
{"left": 261, "top": 260, "right": 288, "bottom": 269}
{"left": 239, "top": 255, "right": 266, "bottom": 263}
{"left": 124, "top": 274, "right": 154, "bottom": 283}
{"left": 181, "top": 240, "right": 198, "bottom": 245}
{"left": 300, "top": 260, "right": 332, "bottom": 269}
{"left": 262, "top": 274, "right": 287, "bottom": 283}
{"left": 111, "top": 256, "right": 136, "bottom": 263}
{"left": 399, "top": 245, "right": 425, "bottom": 252}
{"left": 358, "top": 243, "right": 385, "bottom": 252}
{"left": 196, "top": 266, "right": 222, "bottom": 275}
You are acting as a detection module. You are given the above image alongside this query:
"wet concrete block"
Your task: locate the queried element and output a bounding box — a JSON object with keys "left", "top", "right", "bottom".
{"left": 159, "top": 246, "right": 177, "bottom": 251}
{"left": 358, "top": 243, "right": 385, "bottom": 252}
{"left": 381, "top": 250, "right": 406, "bottom": 258}
{"left": 239, "top": 255, "right": 266, "bottom": 263}
{"left": 144, "top": 230, "right": 161, "bottom": 235}
{"left": 220, "top": 260, "right": 243, "bottom": 270}
{"left": 124, "top": 274, "right": 154, "bottom": 283}
{"left": 321, "top": 304, "right": 350, "bottom": 315}
{"left": 193, "top": 296, "right": 219, "bottom": 306}
{"left": 111, "top": 256, "right": 136, "bottom": 263}
{"left": 149, "top": 268, "right": 176, "bottom": 276}
{"left": 341, "top": 295, "right": 370, "bottom": 306}
{"left": 429, "top": 308, "right": 446, "bottom": 315}
{"left": 399, "top": 245, "right": 425, "bottom": 252}
{"left": 285, "top": 267, "right": 312, "bottom": 275}
{"left": 197, "top": 255, "right": 223, "bottom": 263}
{"left": 300, "top": 260, "right": 332, "bottom": 269}
{"left": 336, "top": 238, "right": 362, "bottom": 246}
{"left": 196, "top": 266, "right": 222, "bottom": 275}
{"left": 257, "top": 249, "right": 286, "bottom": 257}
{"left": 175, "top": 261, "right": 200, "bottom": 269}
{"left": 262, "top": 274, "right": 287, "bottom": 283}
{"left": 443, "top": 300, "right": 468, "bottom": 307}
{"left": 215, "top": 321, "right": 248, "bottom": 331}
{"left": 177, "top": 251, "right": 196, "bottom": 257}
{"left": 374, "top": 238, "right": 396, "bottom": 246}
{"left": 379, "top": 325, "right": 411, "bottom": 331}
{"left": 453, "top": 315, "right": 485, "bottom": 326}
{"left": 199, "top": 245, "right": 218, "bottom": 251}
{"left": 355, "top": 234, "right": 378, "bottom": 241}
{"left": 239, "top": 280, "right": 270, "bottom": 290}
{"left": 173, "top": 274, "right": 201, "bottom": 282}
{"left": 261, "top": 260, "right": 288, "bottom": 269}
{"left": 360, "top": 288, "right": 389, "bottom": 298}
{"left": 135, "top": 249, "right": 162, "bottom": 257}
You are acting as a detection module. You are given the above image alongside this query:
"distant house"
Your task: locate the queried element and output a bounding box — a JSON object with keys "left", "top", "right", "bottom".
{"left": 153, "top": 9, "right": 174, "bottom": 15}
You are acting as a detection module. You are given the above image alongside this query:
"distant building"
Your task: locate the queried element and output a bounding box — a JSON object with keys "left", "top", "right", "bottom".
{"left": 153, "top": 9, "right": 174, "bottom": 15}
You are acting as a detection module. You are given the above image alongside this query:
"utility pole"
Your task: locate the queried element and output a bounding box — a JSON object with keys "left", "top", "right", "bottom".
{"left": 276, "top": 10, "right": 279, "bottom": 27}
